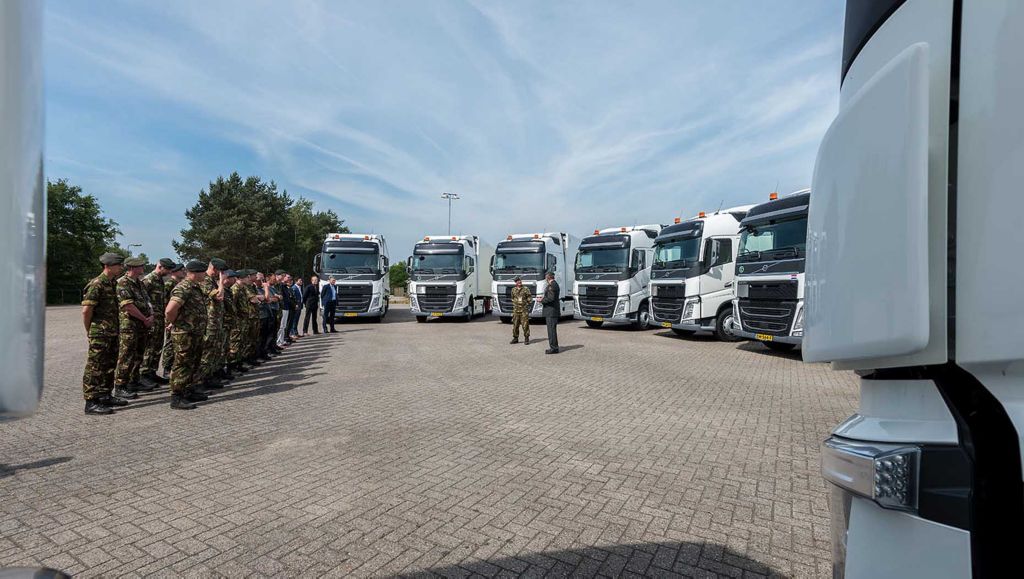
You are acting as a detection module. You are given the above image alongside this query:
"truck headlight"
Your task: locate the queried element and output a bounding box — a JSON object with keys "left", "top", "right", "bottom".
{"left": 681, "top": 299, "right": 697, "bottom": 321}
{"left": 574, "top": 298, "right": 580, "bottom": 313}
{"left": 370, "top": 295, "right": 380, "bottom": 310}
{"left": 822, "top": 438, "right": 920, "bottom": 512}
{"left": 792, "top": 307, "right": 804, "bottom": 335}
{"left": 614, "top": 298, "right": 628, "bottom": 315}
{"left": 454, "top": 294, "right": 465, "bottom": 309}
{"left": 410, "top": 295, "right": 419, "bottom": 310}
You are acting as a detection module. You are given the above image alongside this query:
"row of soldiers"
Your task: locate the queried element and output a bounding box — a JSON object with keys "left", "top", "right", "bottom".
{"left": 81, "top": 252, "right": 303, "bottom": 413}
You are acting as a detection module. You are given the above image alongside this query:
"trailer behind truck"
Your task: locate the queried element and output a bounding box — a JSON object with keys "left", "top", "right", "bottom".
{"left": 408, "top": 235, "right": 494, "bottom": 322}
{"left": 492, "top": 232, "right": 578, "bottom": 321}
{"left": 574, "top": 224, "right": 662, "bottom": 329}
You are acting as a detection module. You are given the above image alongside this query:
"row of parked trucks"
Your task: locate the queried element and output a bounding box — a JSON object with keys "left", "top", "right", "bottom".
{"left": 310, "top": 190, "right": 811, "bottom": 353}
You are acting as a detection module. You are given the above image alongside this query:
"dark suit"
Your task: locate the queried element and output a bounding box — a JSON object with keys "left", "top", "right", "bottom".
{"left": 321, "top": 283, "right": 338, "bottom": 332}
{"left": 541, "top": 279, "right": 560, "bottom": 351}
{"left": 302, "top": 283, "right": 320, "bottom": 334}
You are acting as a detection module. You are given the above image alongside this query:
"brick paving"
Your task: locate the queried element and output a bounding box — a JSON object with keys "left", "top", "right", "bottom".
{"left": 0, "top": 305, "right": 858, "bottom": 578}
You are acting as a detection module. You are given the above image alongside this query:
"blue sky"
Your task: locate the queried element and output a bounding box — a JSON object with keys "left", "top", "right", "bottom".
{"left": 45, "top": 0, "right": 843, "bottom": 263}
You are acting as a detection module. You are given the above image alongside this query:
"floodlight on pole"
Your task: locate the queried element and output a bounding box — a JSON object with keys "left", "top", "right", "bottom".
{"left": 441, "top": 192, "right": 460, "bottom": 235}
{"left": 128, "top": 243, "right": 142, "bottom": 257}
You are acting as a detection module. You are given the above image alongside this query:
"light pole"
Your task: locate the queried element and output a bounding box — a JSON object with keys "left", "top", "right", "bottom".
{"left": 441, "top": 192, "right": 460, "bottom": 235}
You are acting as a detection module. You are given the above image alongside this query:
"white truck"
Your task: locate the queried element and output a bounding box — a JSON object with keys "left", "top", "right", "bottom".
{"left": 573, "top": 224, "right": 662, "bottom": 329}
{"left": 314, "top": 233, "right": 391, "bottom": 322}
{"left": 730, "top": 189, "right": 810, "bottom": 352}
{"left": 808, "top": 1, "right": 1023, "bottom": 577}
{"left": 650, "top": 206, "right": 752, "bottom": 341}
{"left": 408, "top": 235, "right": 494, "bottom": 322}
{"left": 491, "top": 232, "right": 578, "bottom": 322}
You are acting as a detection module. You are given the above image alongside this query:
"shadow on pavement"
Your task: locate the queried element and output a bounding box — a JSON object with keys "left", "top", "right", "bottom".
{"left": 557, "top": 344, "right": 584, "bottom": 353}
{"left": 0, "top": 456, "right": 73, "bottom": 478}
{"left": 736, "top": 341, "right": 803, "bottom": 361}
{"left": 652, "top": 330, "right": 718, "bottom": 342}
{"left": 402, "top": 540, "right": 784, "bottom": 578}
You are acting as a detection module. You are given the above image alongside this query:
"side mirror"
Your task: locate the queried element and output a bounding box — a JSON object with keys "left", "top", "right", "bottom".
{"left": 313, "top": 253, "right": 322, "bottom": 274}
{"left": 406, "top": 256, "right": 413, "bottom": 269}
{"left": 382, "top": 256, "right": 389, "bottom": 269}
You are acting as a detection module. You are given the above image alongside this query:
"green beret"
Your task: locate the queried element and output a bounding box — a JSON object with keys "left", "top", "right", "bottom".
{"left": 99, "top": 252, "right": 125, "bottom": 266}
{"left": 124, "top": 257, "right": 146, "bottom": 267}
{"left": 158, "top": 257, "right": 175, "bottom": 268}
{"left": 185, "top": 259, "right": 207, "bottom": 272}
{"left": 170, "top": 263, "right": 184, "bottom": 272}
{"left": 225, "top": 269, "right": 238, "bottom": 278}
{"left": 210, "top": 257, "right": 228, "bottom": 270}
{"left": 274, "top": 269, "right": 287, "bottom": 276}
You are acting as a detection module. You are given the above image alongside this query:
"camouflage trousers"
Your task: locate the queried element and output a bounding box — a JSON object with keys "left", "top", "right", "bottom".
{"left": 160, "top": 325, "right": 176, "bottom": 375}
{"left": 169, "top": 331, "right": 204, "bottom": 395}
{"left": 140, "top": 315, "right": 165, "bottom": 375}
{"left": 512, "top": 311, "right": 530, "bottom": 340}
{"left": 114, "top": 330, "right": 147, "bottom": 387}
{"left": 83, "top": 334, "right": 118, "bottom": 401}
{"left": 201, "top": 318, "right": 226, "bottom": 378}
{"left": 229, "top": 320, "right": 248, "bottom": 363}
{"left": 245, "top": 317, "right": 260, "bottom": 360}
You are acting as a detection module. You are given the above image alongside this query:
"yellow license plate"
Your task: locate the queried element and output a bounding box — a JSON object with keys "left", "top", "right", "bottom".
{"left": 590, "top": 316, "right": 603, "bottom": 322}
{"left": 755, "top": 333, "right": 774, "bottom": 342}
{"left": 344, "top": 313, "right": 357, "bottom": 317}
{"left": 661, "top": 322, "right": 672, "bottom": 328}
{"left": 431, "top": 312, "right": 443, "bottom": 317}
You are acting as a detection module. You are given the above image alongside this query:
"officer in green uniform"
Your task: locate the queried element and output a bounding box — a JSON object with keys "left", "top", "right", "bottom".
{"left": 164, "top": 260, "right": 210, "bottom": 410}
{"left": 218, "top": 270, "right": 238, "bottom": 381}
{"left": 113, "top": 257, "right": 153, "bottom": 399}
{"left": 199, "top": 257, "right": 228, "bottom": 390}
{"left": 246, "top": 271, "right": 264, "bottom": 365}
{"left": 160, "top": 263, "right": 186, "bottom": 379}
{"left": 140, "top": 257, "right": 173, "bottom": 386}
{"left": 509, "top": 276, "right": 533, "bottom": 345}
{"left": 228, "top": 269, "right": 249, "bottom": 372}
{"left": 80, "top": 252, "right": 126, "bottom": 415}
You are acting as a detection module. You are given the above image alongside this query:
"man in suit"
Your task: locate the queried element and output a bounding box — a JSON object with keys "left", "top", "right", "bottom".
{"left": 539, "top": 271, "right": 560, "bottom": 354}
{"left": 321, "top": 276, "right": 338, "bottom": 333}
{"left": 302, "top": 275, "right": 320, "bottom": 334}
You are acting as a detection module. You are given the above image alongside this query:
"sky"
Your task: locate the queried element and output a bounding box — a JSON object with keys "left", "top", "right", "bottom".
{"left": 45, "top": 0, "right": 844, "bottom": 263}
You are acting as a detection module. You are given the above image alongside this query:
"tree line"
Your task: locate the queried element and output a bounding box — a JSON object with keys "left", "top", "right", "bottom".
{"left": 46, "top": 173, "right": 350, "bottom": 304}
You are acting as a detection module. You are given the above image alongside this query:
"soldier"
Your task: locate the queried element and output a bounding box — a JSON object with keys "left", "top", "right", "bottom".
{"left": 199, "top": 257, "right": 228, "bottom": 391}
{"left": 80, "top": 252, "right": 125, "bottom": 415}
{"left": 509, "top": 276, "right": 533, "bottom": 345}
{"left": 246, "top": 271, "right": 264, "bottom": 365}
{"left": 160, "top": 263, "right": 186, "bottom": 379}
{"left": 164, "top": 260, "right": 210, "bottom": 410}
{"left": 140, "top": 257, "right": 173, "bottom": 387}
{"left": 228, "top": 269, "right": 251, "bottom": 372}
{"left": 217, "top": 270, "right": 238, "bottom": 381}
{"left": 113, "top": 257, "right": 154, "bottom": 400}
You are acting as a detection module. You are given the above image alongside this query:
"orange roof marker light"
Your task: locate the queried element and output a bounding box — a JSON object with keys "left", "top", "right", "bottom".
{"left": 363, "top": 235, "right": 370, "bottom": 240}
{"left": 424, "top": 236, "right": 430, "bottom": 241}
{"left": 698, "top": 211, "right": 706, "bottom": 218}
{"left": 769, "top": 192, "right": 779, "bottom": 200}
{"left": 674, "top": 217, "right": 681, "bottom": 224}
{"left": 533, "top": 234, "right": 540, "bottom": 239}
{"left": 593, "top": 229, "right": 600, "bottom": 235}
{"left": 620, "top": 227, "right": 627, "bottom": 232}
{"left": 507, "top": 235, "right": 513, "bottom": 240}
{"left": 451, "top": 236, "right": 457, "bottom": 240}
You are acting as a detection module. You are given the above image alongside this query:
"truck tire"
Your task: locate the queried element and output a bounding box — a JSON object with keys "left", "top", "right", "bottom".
{"left": 672, "top": 328, "right": 695, "bottom": 337}
{"left": 714, "top": 308, "right": 741, "bottom": 342}
{"left": 634, "top": 303, "right": 651, "bottom": 330}
{"left": 764, "top": 342, "right": 796, "bottom": 352}
{"left": 500, "top": 316, "right": 512, "bottom": 324}
{"left": 460, "top": 297, "right": 474, "bottom": 322}
{"left": 585, "top": 320, "right": 603, "bottom": 328}
{"left": 416, "top": 315, "right": 427, "bottom": 323}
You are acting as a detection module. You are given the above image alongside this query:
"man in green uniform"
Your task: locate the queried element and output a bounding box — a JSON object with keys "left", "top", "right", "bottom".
{"left": 165, "top": 260, "right": 209, "bottom": 410}
{"left": 80, "top": 252, "right": 125, "bottom": 415}
{"left": 140, "top": 257, "right": 173, "bottom": 387}
{"left": 160, "top": 263, "right": 186, "bottom": 379}
{"left": 509, "top": 276, "right": 533, "bottom": 345}
{"left": 199, "top": 258, "right": 228, "bottom": 391}
{"left": 113, "top": 257, "right": 153, "bottom": 400}
{"left": 228, "top": 269, "right": 250, "bottom": 372}
{"left": 217, "top": 270, "right": 238, "bottom": 381}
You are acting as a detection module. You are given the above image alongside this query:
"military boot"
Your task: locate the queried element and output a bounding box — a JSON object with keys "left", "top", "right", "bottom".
{"left": 185, "top": 389, "right": 209, "bottom": 402}
{"left": 525, "top": 338, "right": 530, "bottom": 345}
{"left": 85, "top": 400, "right": 114, "bottom": 415}
{"left": 111, "top": 386, "right": 138, "bottom": 400}
{"left": 510, "top": 338, "right": 519, "bottom": 344}
{"left": 137, "top": 375, "right": 160, "bottom": 391}
{"left": 101, "top": 394, "right": 130, "bottom": 407}
{"left": 151, "top": 372, "right": 169, "bottom": 385}
{"left": 170, "top": 395, "right": 196, "bottom": 410}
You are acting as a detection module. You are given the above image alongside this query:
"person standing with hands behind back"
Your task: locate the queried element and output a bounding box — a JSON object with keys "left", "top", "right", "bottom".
{"left": 538, "top": 271, "right": 560, "bottom": 354}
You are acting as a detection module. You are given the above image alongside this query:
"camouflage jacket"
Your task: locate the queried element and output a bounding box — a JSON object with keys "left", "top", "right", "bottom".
{"left": 81, "top": 272, "right": 120, "bottom": 337}
{"left": 231, "top": 283, "right": 252, "bottom": 320}
{"left": 222, "top": 283, "right": 236, "bottom": 326}
{"left": 117, "top": 275, "right": 152, "bottom": 333}
{"left": 141, "top": 271, "right": 166, "bottom": 320}
{"left": 163, "top": 277, "right": 179, "bottom": 313}
{"left": 510, "top": 285, "right": 533, "bottom": 313}
{"left": 169, "top": 278, "right": 209, "bottom": 335}
{"left": 202, "top": 277, "right": 225, "bottom": 325}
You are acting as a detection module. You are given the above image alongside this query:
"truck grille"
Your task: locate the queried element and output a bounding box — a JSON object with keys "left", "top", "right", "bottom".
{"left": 651, "top": 284, "right": 685, "bottom": 323}
{"left": 496, "top": 284, "right": 535, "bottom": 313}
{"left": 418, "top": 285, "right": 456, "bottom": 313}
{"left": 738, "top": 299, "right": 795, "bottom": 335}
{"left": 336, "top": 285, "right": 372, "bottom": 313}
{"left": 578, "top": 285, "right": 615, "bottom": 317}
{"left": 743, "top": 280, "right": 798, "bottom": 300}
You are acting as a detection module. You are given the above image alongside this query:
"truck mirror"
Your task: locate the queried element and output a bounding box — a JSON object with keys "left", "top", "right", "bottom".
{"left": 489, "top": 255, "right": 495, "bottom": 276}
{"left": 382, "top": 256, "right": 389, "bottom": 269}
{"left": 312, "top": 253, "right": 322, "bottom": 274}
{"left": 406, "top": 256, "right": 413, "bottom": 269}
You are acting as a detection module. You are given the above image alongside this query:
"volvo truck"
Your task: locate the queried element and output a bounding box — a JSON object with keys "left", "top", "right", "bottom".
{"left": 731, "top": 189, "right": 810, "bottom": 352}
{"left": 573, "top": 224, "right": 662, "bottom": 329}
{"left": 491, "top": 232, "right": 578, "bottom": 322}
{"left": 314, "top": 233, "right": 390, "bottom": 322}
{"left": 650, "top": 206, "right": 752, "bottom": 341}
{"left": 408, "top": 235, "right": 494, "bottom": 322}
{"left": 808, "top": 1, "right": 1023, "bottom": 577}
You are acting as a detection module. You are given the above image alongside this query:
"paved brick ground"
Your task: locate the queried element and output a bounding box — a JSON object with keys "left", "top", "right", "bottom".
{"left": 0, "top": 305, "right": 858, "bottom": 578}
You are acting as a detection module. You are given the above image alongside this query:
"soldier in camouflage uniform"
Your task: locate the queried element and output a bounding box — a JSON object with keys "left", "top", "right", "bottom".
{"left": 165, "top": 260, "right": 210, "bottom": 410}
{"left": 229, "top": 270, "right": 260, "bottom": 371}
{"left": 140, "top": 257, "right": 174, "bottom": 387}
{"left": 113, "top": 257, "right": 154, "bottom": 400}
{"left": 80, "top": 252, "right": 126, "bottom": 415}
{"left": 160, "top": 263, "right": 186, "bottom": 379}
{"left": 217, "top": 270, "right": 238, "bottom": 381}
{"left": 199, "top": 258, "right": 228, "bottom": 390}
{"left": 509, "top": 276, "right": 533, "bottom": 345}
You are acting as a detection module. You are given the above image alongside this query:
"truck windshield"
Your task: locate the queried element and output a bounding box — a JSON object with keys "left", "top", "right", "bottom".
{"left": 412, "top": 253, "right": 463, "bottom": 273}
{"left": 322, "top": 247, "right": 380, "bottom": 274}
{"left": 738, "top": 216, "right": 808, "bottom": 262}
{"left": 576, "top": 248, "right": 628, "bottom": 272}
{"left": 653, "top": 237, "right": 700, "bottom": 268}
{"left": 495, "top": 244, "right": 545, "bottom": 272}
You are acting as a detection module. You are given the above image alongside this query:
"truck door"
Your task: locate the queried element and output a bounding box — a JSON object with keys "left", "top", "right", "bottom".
{"left": 700, "top": 237, "right": 733, "bottom": 319}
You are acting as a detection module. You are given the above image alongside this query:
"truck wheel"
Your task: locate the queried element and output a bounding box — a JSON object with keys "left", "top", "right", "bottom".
{"left": 765, "top": 342, "right": 796, "bottom": 352}
{"left": 672, "top": 328, "right": 695, "bottom": 337}
{"left": 416, "top": 316, "right": 427, "bottom": 323}
{"left": 586, "top": 320, "right": 603, "bottom": 328}
{"left": 634, "top": 303, "right": 651, "bottom": 330}
{"left": 714, "top": 308, "right": 741, "bottom": 342}
{"left": 500, "top": 316, "right": 512, "bottom": 324}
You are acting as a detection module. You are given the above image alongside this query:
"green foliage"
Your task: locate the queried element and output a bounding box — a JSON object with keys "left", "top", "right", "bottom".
{"left": 388, "top": 262, "right": 409, "bottom": 290}
{"left": 174, "top": 172, "right": 347, "bottom": 277}
{"left": 46, "top": 179, "right": 122, "bottom": 303}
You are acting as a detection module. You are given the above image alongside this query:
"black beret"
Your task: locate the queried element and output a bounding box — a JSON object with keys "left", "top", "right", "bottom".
{"left": 124, "top": 257, "right": 147, "bottom": 267}
{"left": 99, "top": 252, "right": 125, "bottom": 265}
{"left": 225, "top": 270, "right": 238, "bottom": 278}
{"left": 158, "top": 257, "right": 175, "bottom": 268}
{"left": 185, "top": 259, "right": 207, "bottom": 272}
{"left": 170, "top": 263, "right": 184, "bottom": 272}
{"left": 210, "top": 258, "right": 228, "bottom": 270}
{"left": 273, "top": 269, "right": 287, "bottom": 276}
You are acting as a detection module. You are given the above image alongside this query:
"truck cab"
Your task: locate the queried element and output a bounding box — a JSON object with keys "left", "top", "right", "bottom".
{"left": 573, "top": 224, "right": 662, "bottom": 330}
{"left": 491, "top": 232, "right": 578, "bottom": 322}
{"left": 808, "top": 1, "right": 1023, "bottom": 576}
{"left": 408, "top": 235, "right": 494, "bottom": 322}
{"left": 650, "top": 206, "right": 751, "bottom": 341}
{"left": 314, "top": 233, "right": 390, "bottom": 322}
{"left": 731, "top": 189, "right": 810, "bottom": 352}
